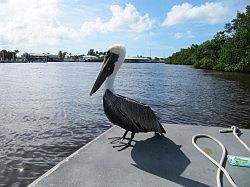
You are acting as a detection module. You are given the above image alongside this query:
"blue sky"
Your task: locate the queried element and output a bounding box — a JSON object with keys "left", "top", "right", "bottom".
{"left": 0, "top": 0, "right": 248, "bottom": 57}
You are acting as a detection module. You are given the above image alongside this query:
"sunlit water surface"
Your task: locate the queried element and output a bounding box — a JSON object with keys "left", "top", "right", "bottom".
{"left": 0, "top": 62, "right": 249, "bottom": 186}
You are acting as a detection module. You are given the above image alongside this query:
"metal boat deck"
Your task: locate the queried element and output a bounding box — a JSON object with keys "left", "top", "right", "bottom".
{"left": 29, "top": 124, "right": 250, "bottom": 187}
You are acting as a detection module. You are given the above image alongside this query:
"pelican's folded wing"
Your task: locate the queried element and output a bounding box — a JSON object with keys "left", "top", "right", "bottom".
{"left": 104, "top": 89, "right": 165, "bottom": 133}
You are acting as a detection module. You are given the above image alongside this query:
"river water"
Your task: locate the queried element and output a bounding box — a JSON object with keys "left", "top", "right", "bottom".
{"left": 0, "top": 62, "right": 249, "bottom": 186}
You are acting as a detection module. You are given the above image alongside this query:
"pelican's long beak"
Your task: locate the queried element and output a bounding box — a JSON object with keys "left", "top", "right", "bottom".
{"left": 90, "top": 52, "right": 119, "bottom": 96}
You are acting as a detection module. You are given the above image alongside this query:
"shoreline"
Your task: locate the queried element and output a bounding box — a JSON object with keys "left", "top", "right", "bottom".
{"left": 165, "top": 63, "right": 250, "bottom": 73}
{"left": 0, "top": 60, "right": 46, "bottom": 63}
{"left": 0, "top": 61, "right": 164, "bottom": 64}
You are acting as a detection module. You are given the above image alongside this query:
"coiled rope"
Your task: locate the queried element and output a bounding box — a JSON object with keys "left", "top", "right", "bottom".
{"left": 192, "top": 126, "right": 250, "bottom": 187}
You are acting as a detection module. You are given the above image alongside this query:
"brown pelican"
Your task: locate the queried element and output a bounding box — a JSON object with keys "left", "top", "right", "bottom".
{"left": 90, "top": 44, "right": 166, "bottom": 149}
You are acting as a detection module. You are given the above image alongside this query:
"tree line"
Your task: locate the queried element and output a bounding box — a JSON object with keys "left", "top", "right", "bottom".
{"left": 0, "top": 48, "right": 106, "bottom": 62}
{"left": 0, "top": 50, "right": 19, "bottom": 61}
{"left": 165, "top": 5, "right": 250, "bottom": 72}
{"left": 58, "top": 49, "right": 105, "bottom": 62}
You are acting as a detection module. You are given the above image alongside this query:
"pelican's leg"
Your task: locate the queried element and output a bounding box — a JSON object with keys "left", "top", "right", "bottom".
{"left": 109, "top": 130, "right": 129, "bottom": 143}
{"left": 113, "top": 132, "right": 135, "bottom": 149}
{"left": 127, "top": 132, "right": 135, "bottom": 145}
{"left": 117, "top": 132, "right": 135, "bottom": 151}
{"left": 154, "top": 132, "right": 160, "bottom": 136}
{"left": 121, "top": 130, "right": 128, "bottom": 140}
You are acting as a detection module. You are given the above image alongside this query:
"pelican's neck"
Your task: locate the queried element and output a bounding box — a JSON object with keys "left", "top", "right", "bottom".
{"left": 104, "top": 53, "right": 124, "bottom": 95}
{"left": 104, "top": 76, "right": 115, "bottom": 94}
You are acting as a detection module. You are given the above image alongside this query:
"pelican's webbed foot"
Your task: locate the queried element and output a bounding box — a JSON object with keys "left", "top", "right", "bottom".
{"left": 113, "top": 132, "right": 135, "bottom": 151}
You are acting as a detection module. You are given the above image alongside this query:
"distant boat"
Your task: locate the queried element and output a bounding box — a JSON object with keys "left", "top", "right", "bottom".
{"left": 124, "top": 57, "right": 162, "bottom": 63}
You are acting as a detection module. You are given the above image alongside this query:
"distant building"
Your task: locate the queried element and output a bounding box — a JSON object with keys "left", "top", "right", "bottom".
{"left": 81, "top": 55, "right": 99, "bottom": 61}
{"left": 16, "top": 57, "right": 25, "bottom": 62}
{"left": 29, "top": 53, "right": 59, "bottom": 62}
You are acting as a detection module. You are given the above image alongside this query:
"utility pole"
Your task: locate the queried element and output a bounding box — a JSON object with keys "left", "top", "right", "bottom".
{"left": 150, "top": 47, "right": 151, "bottom": 58}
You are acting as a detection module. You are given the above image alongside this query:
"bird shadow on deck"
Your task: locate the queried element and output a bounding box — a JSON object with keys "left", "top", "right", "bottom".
{"left": 130, "top": 136, "right": 210, "bottom": 187}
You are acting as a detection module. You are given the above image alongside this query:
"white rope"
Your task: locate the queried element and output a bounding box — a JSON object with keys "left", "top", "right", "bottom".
{"left": 192, "top": 126, "right": 250, "bottom": 187}
{"left": 192, "top": 134, "right": 237, "bottom": 187}
{"left": 229, "top": 126, "right": 250, "bottom": 152}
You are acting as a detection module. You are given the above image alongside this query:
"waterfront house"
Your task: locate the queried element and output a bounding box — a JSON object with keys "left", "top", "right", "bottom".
{"left": 81, "top": 55, "right": 99, "bottom": 62}
{"left": 29, "top": 53, "right": 59, "bottom": 62}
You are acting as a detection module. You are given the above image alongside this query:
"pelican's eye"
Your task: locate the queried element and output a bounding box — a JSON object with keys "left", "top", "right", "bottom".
{"left": 103, "top": 51, "right": 111, "bottom": 63}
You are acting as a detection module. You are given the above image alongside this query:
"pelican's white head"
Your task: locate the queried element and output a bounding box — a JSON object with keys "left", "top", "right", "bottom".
{"left": 107, "top": 44, "right": 126, "bottom": 76}
{"left": 90, "top": 44, "right": 126, "bottom": 96}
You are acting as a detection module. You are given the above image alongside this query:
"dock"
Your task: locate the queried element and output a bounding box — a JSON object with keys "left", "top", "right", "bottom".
{"left": 29, "top": 124, "right": 250, "bottom": 187}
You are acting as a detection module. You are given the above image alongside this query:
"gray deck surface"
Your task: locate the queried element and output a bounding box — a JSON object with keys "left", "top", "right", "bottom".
{"left": 29, "top": 124, "right": 250, "bottom": 187}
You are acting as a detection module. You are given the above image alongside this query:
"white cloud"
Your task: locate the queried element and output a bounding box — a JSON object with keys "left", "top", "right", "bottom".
{"left": 162, "top": 2, "right": 227, "bottom": 26}
{"left": 80, "top": 4, "right": 153, "bottom": 35}
{"left": 174, "top": 31, "right": 194, "bottom": 39}
{"left": 0, "top": 1, "right": 153, "bottom": 47}
{"left": 0, "top": 0, "right": 78, "bottom": 46}
{"left": 149, "top": 31, "right": 158, "bottom": 37}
